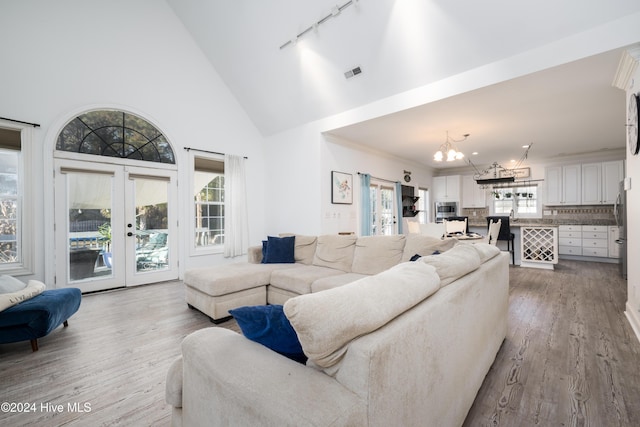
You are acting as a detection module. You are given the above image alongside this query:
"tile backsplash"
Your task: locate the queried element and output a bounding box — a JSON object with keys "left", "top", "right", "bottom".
{"left": 462, "top": 205, "right": 615, "bottom": 226}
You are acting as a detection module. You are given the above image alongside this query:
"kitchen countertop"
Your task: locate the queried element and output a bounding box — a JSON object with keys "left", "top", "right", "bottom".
{"left": 468, "top": 219, "right": 616, "bottom": 228}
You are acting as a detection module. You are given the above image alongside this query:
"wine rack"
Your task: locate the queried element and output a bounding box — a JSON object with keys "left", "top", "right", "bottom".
{"left": 521, "top": 226, "right": 558, "bottom": 269}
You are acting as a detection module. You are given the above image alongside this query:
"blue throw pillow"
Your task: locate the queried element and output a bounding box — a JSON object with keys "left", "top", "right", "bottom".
{"left": 261, "top": 235, "right": 295, "bottom": 264}
{"left": 229, "top": 305, "right": 307, "bottom": 363}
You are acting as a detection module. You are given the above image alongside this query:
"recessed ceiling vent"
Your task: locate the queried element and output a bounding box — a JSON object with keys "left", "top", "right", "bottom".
{"left": 344, "top": 66, "right": 363, "bottom": 79}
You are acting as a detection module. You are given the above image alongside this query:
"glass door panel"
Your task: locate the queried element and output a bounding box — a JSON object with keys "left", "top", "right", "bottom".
{"left": 369, "top": 182, "right": 398, "bottom": 236}
{"left": 380, "top": 186, "right": 396, "bottom": 235}
{"left": 132, "top": 177, "right": 169, "bottom": 273}
{"left": 125, "top": 167, "right": 177, "bottom": 286}
{"left": 55, "top": 163, "right": 125, "bottom": 293}
{"left": 67, "top": 172, "right": 114, "bottom": 282}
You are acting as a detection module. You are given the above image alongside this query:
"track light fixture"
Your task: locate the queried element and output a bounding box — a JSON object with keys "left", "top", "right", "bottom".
{"left": 279, "top": 0, "right": 360, "bottom": 50}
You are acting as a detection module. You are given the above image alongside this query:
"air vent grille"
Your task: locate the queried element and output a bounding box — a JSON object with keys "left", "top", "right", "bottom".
{"left": 344, "top": 66, "right": 363, "bottom": 79}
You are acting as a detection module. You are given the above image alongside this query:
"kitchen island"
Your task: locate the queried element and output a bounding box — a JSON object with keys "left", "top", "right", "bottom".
{"left": 469, "top": 220, "right": 619, "bottom": 266}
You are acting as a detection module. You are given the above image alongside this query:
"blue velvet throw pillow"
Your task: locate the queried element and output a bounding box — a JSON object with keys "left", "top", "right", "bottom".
{"left": 261, "top": 235, "right": 295, "bottom": 264}
{"left": 229, "top": 305, "right": 307, "bottom": 363}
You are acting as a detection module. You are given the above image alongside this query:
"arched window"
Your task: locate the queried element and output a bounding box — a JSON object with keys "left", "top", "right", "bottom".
{"left": 56, "top": 110, "right": 175, "bottom": 164}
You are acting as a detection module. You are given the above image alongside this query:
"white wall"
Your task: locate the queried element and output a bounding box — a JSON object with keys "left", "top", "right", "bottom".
{"left": 261, "top": 9, "right": 640, "bottom": 239}
{"left": 0, "top": 0, "right": 266, "bottom": 282}
{"left": 321, "top": 136, "right": 433, "bottom": 235}
{"left": 625, "top": 63, "right": 640, "bottom": 341}
{"left": 261, "top": 124, "right": 435, "bottom": 238}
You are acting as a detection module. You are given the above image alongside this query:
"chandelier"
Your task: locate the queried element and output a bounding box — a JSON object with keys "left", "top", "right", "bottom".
{"left": 433, "top": 131, "right": 469, "bottom": 162}
{"left": 470, "top": 143, "right": 534, "bottom": 188}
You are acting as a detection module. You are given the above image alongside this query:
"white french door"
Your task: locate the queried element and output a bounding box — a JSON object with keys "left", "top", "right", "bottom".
{"left": 54, "top": 160, "right": 178, "bottom": 292}
{"left": 370, "top": 181, "right": 398, "bottom": 235}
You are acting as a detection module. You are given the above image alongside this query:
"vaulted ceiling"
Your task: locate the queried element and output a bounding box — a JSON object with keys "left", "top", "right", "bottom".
{"left": 167, "top": 0, "right": 640, "bottom": 169}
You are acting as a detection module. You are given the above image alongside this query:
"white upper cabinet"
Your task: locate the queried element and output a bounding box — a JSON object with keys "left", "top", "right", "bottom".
{"left": 581, "top": 163, "right": 602, "bottom": 204}
{"left": 602, "top": 160, "right": 624, "bottom": 204}
{"left": 548, "top": 160, "right": 623, "bottom": 206}
{"left": 546, "top": 165, "right": 581, "bottom": 205}
{"left": 461, "top": 175, "right": 486, "bottom": 208}
{"left": 433, "top": 175, "right": 460, "bottom": 202}
{"left": 581, "top": 160, "right": 623, "bottom": 205}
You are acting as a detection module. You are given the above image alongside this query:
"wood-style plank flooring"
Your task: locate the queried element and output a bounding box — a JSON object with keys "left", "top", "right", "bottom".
{"left": 0, "top": 260, "right": 638, "bottom": 426}
{"left": 0, "top": 281, "right": 238, "bottom": 426}
{"left": 464, "top": 261, "right": 640, "bottom": 426}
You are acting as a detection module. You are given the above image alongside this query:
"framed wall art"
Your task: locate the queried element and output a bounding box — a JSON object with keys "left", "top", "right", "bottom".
{"left": 499, "top": 167, "right": 530, "bottom": 179}
{"left": 331, "top": 171, "right": 353, "bottom": 204}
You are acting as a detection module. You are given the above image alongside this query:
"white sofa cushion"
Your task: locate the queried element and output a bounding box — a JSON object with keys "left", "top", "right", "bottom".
{"left": 401, "top": 234, "right": 458, "bottom": 262}
{"left": 351, "top": 235, "right": 406, "bottom": 275}
{"left": 419, "top": 244, "right": 481, "bottom": 287}
{"left": 312, "top": 234, "right": 358, "bottom": 272}
{"left": 284, "top": 261, "right": 440, "bottom": 369}
{"left": 310, "top": 273, "right": 368, "bottom": 293}
{"left": 270, "top": 265, "right": 345, "bottom": 295}
{"left": 184, "top": 263, "right": 298, "bottom": 296}
{"left": 279, "top": 234, "right": 318, "bottom": 265}
{"left": 471, "top": 242, "right": 501, "bottom": 263}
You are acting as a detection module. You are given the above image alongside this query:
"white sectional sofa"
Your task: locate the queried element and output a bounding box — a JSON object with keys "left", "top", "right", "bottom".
{"left": 183, "top": 234, "right": 458, "bottom": 322}
{"left": 167, "top": 241, "right": 509, "bottom": 426}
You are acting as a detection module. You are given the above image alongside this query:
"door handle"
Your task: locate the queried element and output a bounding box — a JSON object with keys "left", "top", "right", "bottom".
{"left": 127, "top": 232, "right": 134, "bottom": 237}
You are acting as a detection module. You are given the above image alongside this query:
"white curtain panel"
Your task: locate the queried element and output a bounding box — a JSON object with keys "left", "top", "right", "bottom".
{"left": 224, "top": 154, "right": 249, "bottom": 257}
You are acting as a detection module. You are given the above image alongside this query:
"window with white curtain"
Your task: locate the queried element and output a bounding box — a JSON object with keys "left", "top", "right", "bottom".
{"left": 193, "top": 156, "right": 225, "bottom": 250}
{"left": 0, "top": 122, "right": 33, "bottom": 275}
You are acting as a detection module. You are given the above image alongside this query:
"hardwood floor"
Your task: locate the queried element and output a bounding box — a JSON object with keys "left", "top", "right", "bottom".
{"left": 464, "top": 261, "right": 640, "bottom": 426}
{"left": 0, "top": 261, "right": 638, "bottom": 426}
{"left": 0, "top": 281, "right": 239, "bottom": 426}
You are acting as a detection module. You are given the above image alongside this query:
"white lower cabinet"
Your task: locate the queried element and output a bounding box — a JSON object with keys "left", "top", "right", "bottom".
{"left": 609, "top": 226, "right": 620, "bottom": 258}
{"left": 559, "top": 225, "right": 616, "bottom": 258}
{"left": 559, "top": 225, "right": 582, "bottom": 256}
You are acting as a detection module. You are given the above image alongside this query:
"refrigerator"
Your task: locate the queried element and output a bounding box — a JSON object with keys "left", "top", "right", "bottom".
{"left": 615, "top": 181, "right": 627, "bottom": 279}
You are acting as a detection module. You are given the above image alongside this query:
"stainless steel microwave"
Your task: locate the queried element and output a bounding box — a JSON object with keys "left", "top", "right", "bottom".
{"left": 434, "top": 201, "right": 458, "bottom": 222}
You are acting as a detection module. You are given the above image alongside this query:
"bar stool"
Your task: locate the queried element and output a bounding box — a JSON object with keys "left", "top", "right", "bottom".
{"left": 486, "top": 216, "right": 515, "bottom": 264}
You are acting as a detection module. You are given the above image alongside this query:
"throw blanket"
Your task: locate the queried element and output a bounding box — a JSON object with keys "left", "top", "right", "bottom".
{"left": 0, "top": 280, "right": 46, "bottom": 312}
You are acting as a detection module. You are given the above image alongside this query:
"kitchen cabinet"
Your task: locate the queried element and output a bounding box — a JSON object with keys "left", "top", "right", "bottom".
{"left": 461, "top": 175, "right": 486, "bottom": 208}
{"left": 581, "top": 160, "right": 624, "bottom": 205}
{"left": 546, "top": 165, "right": 581, "bottom": 205}
{"left": 609, "top": 226, "right": 620, "bottom": 258}
{"left": 581, "top": 225, "right": 608, "bottom": 257}
{"left": 433, "top": 175, "right": 460, "bottom": 202}
{"left": 558, "top": 225, "right": 582, "bottom": 256}
{"left": 559, "top": 225, "right": 618, "bottom": 259}
{"left": 602, "top": 161, "right": 624, "bottom": 204}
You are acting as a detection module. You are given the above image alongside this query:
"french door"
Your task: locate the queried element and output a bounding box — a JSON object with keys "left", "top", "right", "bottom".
{"left": 370, "top": 181, "right": 398, "bottom": 235}
{"left": 54, "top": 160, "right": 178, "bottom": 292}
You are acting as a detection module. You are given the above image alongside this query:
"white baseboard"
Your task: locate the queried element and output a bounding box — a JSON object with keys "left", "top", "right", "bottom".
{"left": 625, "top": 302, "right": 640, "bottom": 344}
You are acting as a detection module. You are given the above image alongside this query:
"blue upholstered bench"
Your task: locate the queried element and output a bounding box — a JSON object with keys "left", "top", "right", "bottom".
{"left": 0, "top": 288, "right": 81, "bottom": 351}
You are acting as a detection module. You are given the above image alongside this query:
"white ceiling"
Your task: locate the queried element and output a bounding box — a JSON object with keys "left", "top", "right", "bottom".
{"left": 166, "top": 0, "right": 640, "bottom": 170}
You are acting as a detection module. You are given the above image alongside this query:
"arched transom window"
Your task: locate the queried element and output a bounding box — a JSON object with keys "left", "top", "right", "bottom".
{"left": 56, "top": 110, "right": 175, "bottom": 164}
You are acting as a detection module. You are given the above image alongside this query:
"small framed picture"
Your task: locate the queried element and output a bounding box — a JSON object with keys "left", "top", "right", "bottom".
{"left": 500, "top": 167, "right": 530, "bottom": 179}
{"left": 331, "top": 171, "right": 353, "bottom": 204}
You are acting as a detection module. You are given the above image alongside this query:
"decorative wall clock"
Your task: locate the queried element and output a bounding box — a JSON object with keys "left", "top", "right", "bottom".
{"left": 628, "top": 92, "right": 639, "bottom": 155}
